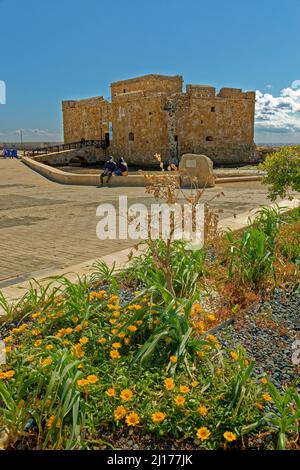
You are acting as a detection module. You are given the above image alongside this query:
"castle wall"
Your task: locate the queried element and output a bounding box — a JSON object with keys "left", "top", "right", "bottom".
{"left": 62, "top": 97, "right": 110, "bottom": 143}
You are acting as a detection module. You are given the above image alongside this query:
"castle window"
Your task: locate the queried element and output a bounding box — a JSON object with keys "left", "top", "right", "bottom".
{"left": 174, "top": 135, "right": 178, "bottom": 142}
{"left": 211, "top": 106, "right": 215, "bottom": 112}
{"left": 149, "top": 112, "right": 152, "bottom": 115}
{"left": 123, "top": 89, "right": 126, "bottom": 93}
{"left": 200, "top": 119, "right": 203, "bottom": 124}
{"left": 128, "top": 132, "right": 134, "bottom": 141}
{"left": 206, "top": 136, "right": 213, "bottom": 141}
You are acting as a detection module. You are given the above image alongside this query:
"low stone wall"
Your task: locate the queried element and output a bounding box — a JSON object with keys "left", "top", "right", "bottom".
{"left": 21, "top": 156, "right": 173, "bottom": 187}
{"left": 22, "top": 156, "right": 263, "bottom": 188}
{"left": 33, "top": 147, "right": 106, "bottom": 166}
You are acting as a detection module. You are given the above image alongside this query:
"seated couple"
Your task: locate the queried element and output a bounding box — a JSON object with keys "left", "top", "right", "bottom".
{"left": 100, "top": 156, "right": 128, "bottom": 184}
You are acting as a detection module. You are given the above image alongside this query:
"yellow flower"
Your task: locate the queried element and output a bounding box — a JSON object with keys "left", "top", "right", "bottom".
{"left": 27, "top": 355, "right": 35, "bottom": 362}
{"left": 77, "top": 379, "right": 89, "bottom": 387}
{"left": 198, "top": 405, "right": 208, "bottom": 417}
{"left": 117, "top": 331, "right": 125, "bottom": 338}
{"left": 46, "top": 344, "right": 54, "bottom": 351}
{"left": 74, "top": 343, "right": 85, "bottom": 358}
{"left": 42, "top": 357, "right": 53, "bottom": 366}
{"left": 120, "top": 389, "right": 133, "bottom": 401}
{"left": 151, "top": 411, "right": 166, "bottom": 423}
{"left": 207, "top": 314, "right": 215, "bottom": 322}
{"left": 106, "top": 388, "right": 116, "bottom": 397}
{"left": 112, "top": 342, "right": 121, "bottom": 349}
{"left": 114, "top": 405, "right": 127, "bottom": 420}
{"left": 191, "top": 380, "right": 199, "bottom": 388}
{"left": 34, "top": 339, "right": 42, "bottom": 347}
{"left": 169, "top": 355, "right": 177, "bottom": 364}
{"left": 87, "top": 374, "right": 98, "bottom": 384}
{"left": 197, "top": 351, "right": 205, "bottom": 358}
{"left": 261, "top": 378, "right": 268, "bottom": 385}
{"left": 47, "top": 415, "right": 55, "bottom": 428}
{"left": 124, "top": 338, "right": 130, "bottom": 346}
{"left": 127, "top": 325, "right": 137, "bottom": 333}
{"left": 4, "top": 336, "right": 12, "bottom": 344}
{"left": 136, "top": 320, "right": 143, "bottom": 326}
{"left": 72, "top": 316, "right": 79, "bottom": 324}
{"left": 164, "top": 378, "right": 175, "bottom": 390}
{"left": 31, "top": 312, "right": 41, "bottom": 319}
{"left": 174, "top": 395, "right": 185, "bottom": 406}
{"left": 179, "top": 385, "right": 190, "bottom": 394}
{"left": 224, "top": 431, "right": 237, "bottom": 442}
{"left": 125, "top": 412, "right": 140, "bottom": 427}
{"left": 98, "top": 337, "right": 107, "bottom": 344}
{"left": 32, "top": 329, "right": 41, "bottom": 336}
{"left": 5, "top": 346, "right": 12, "bottom": 353}
{"left": 65, "top": 327, "right": 73, "bottom": 335}
{"left": 38, "top": 317, "right": 46, "bottom": 325}
{"left": 204, "top": 345, "right": 211, "bottom": 351}
{"left": 262, "top": 393, "right": 272, "bottom": 402}
{"left": 196, "top": 427, "right": 211, "bottom": 441}
{"left": 75, "top": 325, "right": 83, "bottom": 332}
{"left": 110, "top": 349, "right": 121, "bottom": 359}
{"left": 230, "top": 351, "right": 239, "bottom": 361}
{"left": 206, "top": 334, "right": 217, "bottom": 343}
{"left": 82, "top": 321, "right": 89, "bottom": 327}
{"left": 112, "top": 311, "right": 120, "bottom": 318}
{"left": 109, "top": 319, "right": 117, "bottom": 325}
{"left": 79, "top": 337, "right": 89, "bottom": 345}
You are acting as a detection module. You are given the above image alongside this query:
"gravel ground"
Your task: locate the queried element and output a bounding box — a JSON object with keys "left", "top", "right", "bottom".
{"left": 217, "top": 288, "right": 300, "bottom": 388}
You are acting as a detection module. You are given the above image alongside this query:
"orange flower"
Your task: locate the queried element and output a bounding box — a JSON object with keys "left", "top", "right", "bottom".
{"left": 174, "top": 395, "right": 185, "bottom": 406}
{"left": 151, "top": 411, "right": 166, "bottom": 423}
{"left": 262, "top": 393, "right": 272, "bottom": 402}
{"left": 79, "top": 337, "right": 89, "bottom": 345}
{"left": 112, "top": 342, "right": 121, "bottom": 349}
{"left": 106, "top": 388, "right": 116, "bottom": 397}
{"left": 230, "top": 351, "right": 238, "bottom": 361}
{"left": 164, "top": 378, "right": 175, "bottom": 391}
{"left": 224, "top": 431, "right": 236, "bottom": 442}
{"left": 128, "top": 325, "right": 137, "bottom": 333}
{"left": 198, "top": 405, "right": 208, "bottom": 417}
{"left": 45, "top": 344, "right": 54, "bottom": 351}
{"left": 179, "top": 385, "right": 190, "bottom": 394}
{"left": 75, "top": 325, "right": 83, "bottom": 332}
{"left": 125, "top": 412, "right": 140, "bottom": 427}
{"left": 87, "top": 375, "right": 98, "bottom": 384}
{"left": 110, "top": 349, "right": 121, "bottom": 359}
{"left": 74, "top": 343, "right": 85, "bottom": 358}
{"left": 98, "top": 337, "right": 107, "bottom": 344}
{"left": 120, "top": 389, "right": 133, "bottom": 401}
{"left": 260, "top": 378, "right": 268, "bottom": 385}
{"left": 77, "top": 379, "right": 89, "bottom": 387}
{"left": 114, "top": 405, "right": 127, "bottom": 420}
{"left": 169, "top": 355, "right": 177, "bottom": 364}
{"left": 196, "top": 427, "right": 211, "bottom": 441}
{"left": 42, "top": 357, "right": 53, "bottom": 367}
{"left": 34, "top": 339, "right": 42, "bottom": 347}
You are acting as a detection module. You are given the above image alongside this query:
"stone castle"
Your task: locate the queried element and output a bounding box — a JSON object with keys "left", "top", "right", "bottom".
{"left": 62, "top": 74, "right": 256, "bottom": 166}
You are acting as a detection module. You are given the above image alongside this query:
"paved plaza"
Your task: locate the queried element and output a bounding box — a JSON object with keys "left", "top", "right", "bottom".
{"left": 0, "top": 159, "right": 277, "bottom": 286}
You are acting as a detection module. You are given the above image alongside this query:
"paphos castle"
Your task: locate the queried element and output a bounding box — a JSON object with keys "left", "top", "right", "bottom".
{"left": 62, "top": 74, "right": 256, "bottom": 166}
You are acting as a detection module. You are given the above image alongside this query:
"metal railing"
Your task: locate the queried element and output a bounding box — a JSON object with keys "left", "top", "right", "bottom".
{"left": 28, "top": 139, "right": 107, "bottom": 156}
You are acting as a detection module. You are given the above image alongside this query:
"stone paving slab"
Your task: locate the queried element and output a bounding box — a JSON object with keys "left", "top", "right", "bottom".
{"left": 0, "top": 159, "right": 297, "bottom": 293}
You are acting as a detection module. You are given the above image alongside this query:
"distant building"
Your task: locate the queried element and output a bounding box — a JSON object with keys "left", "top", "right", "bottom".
{"left": 62, "top": 74, "right": 256, "bottom": 165}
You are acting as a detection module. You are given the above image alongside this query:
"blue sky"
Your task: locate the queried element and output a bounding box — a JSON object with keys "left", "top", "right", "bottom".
{"left": 0, "top": 0, "right": 300, "bottom": 143}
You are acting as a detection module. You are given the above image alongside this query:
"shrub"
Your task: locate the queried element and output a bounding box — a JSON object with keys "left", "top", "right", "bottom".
{"left": 259, "top": 146, "right": 300, "bottom": 201}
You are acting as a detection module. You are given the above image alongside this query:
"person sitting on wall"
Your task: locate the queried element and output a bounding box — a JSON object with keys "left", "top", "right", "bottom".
{"left": 114, "top": 157, "right": 128, "bottom": 176}
{"left": 100, "top": 156, "right": 117, "bottom": 184}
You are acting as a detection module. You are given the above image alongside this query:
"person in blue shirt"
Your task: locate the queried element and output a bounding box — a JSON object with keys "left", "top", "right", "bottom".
{"left": 100, "top": 156, "right": 117, "bottom": 184}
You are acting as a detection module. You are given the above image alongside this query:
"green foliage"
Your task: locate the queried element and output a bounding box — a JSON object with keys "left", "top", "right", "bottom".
{"left": 124, "top": 240, "right": 206, "bottom": 299}
{"left": 259, "top": 146, "right": 300, "bottom": 201}
{"left": 263, "top": 382, "right": 300, "bottom": 450}
{"left": 226, "top": 226, "right": 275, "bottom": 287}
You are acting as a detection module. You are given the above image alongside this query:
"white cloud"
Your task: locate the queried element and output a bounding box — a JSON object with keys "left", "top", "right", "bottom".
{"left": 266, "top": 84, "right": 273, "bottom": 89}
{"left": 255, "top": 80, "right": 300, "bottom": 134}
